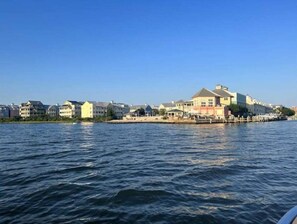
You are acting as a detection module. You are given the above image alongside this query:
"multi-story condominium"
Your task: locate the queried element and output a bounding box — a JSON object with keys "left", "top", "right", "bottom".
{"left": 176, "top": 100, "right": 194, "bottom": 113}
{"left": 192, "top": 88, "right": 228, "bottom": 118}
{"left": 159, "top": 102, "right": 177, "bottom": 111}
{"left": 212, "top": 84, "right": 234, "bottom": 106}
{"left": 47, "top": 105, "right": 60, "bottom": 117}
{"left": 111, "top": 102, "right": 130, "bottom": 115}
{"left": 246, "top": 96, "right": 270, "bottom": 115}
{"left": 110, "top": 102, "right": 130, "bottom": 119}
{"left": 212, "top": 84, "right": 247, "bottom": 107}
{"left": 59, "top": 100, "right": 83, "bottom": 118}
{"left": 8, "top": 104, "right": 20, "bottom": 118}
{"left": 19, "top": 101, "right": 46, "bottom": 118}
{"left": 81, "top": 101, "right": 109, "bottom": 118}
{"left": 0, "top": 105, "right": 10, "bottom": 118}
{"left": 230, "top": 92, "right": 247, "bottom": 108}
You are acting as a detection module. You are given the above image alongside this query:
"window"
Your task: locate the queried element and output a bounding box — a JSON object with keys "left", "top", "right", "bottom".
{"left": 201, "top": 102, "right": 206, "bottom": 107}
{"left": 208, "top": 99, "right": 213, "bottom": 107}
{"left": 224, "top": 97, "right": 228, "bottom": 100}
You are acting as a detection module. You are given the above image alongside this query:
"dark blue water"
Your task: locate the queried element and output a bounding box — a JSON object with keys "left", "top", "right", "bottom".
{"left": 1, "top": 121, "right": 297, "bottom": 223}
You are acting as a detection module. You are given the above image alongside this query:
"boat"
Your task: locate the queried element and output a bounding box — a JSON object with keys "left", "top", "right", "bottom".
{"left": 278, "top": 206, "right": 297, "bottom": 224}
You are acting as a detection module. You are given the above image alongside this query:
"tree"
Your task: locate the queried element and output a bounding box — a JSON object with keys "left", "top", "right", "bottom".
{"left": 107, "top": 107, "right": 116, "bottom": 119}
{"left": 228, "top": 104, "right": 248, "bottom": 117}
{"left": 136, "top": 108, "right": 145, "bottom": 116}
{"left": 277, "top": 107, "right": 295, "bottom": 116}
{"left": 152, "top": 109, "right": 159, "bottom": 115}
{"left": 159, "top": 109, "right": 166, "bottom": 116}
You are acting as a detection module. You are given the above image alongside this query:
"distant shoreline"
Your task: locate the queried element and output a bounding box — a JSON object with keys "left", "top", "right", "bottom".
{"left": 0, "top": 118, "right": 290, "bottom": 125}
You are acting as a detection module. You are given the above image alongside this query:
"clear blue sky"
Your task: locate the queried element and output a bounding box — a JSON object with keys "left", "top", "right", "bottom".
{"left": 0, "top": 0, "right": 296, "bottom": 106}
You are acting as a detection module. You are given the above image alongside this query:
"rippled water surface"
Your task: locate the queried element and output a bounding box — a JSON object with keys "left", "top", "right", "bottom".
{"left": 1, "top": 121, "right": 297, "bottom": 223}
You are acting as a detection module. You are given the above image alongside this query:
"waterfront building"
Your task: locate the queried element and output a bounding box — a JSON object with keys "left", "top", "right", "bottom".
{"left": 159, "top": 102, "right": 177, "bottom": 111}
{"left": 59, "top": 100, "right": 83, "bottom": 118}
{"left": 47, "top": 105, "right": 60, "bottom": 117}
{"left": 166, "top": 109, "right": 184, "bottom": 118}
{"left": 129, "top": 104, "right": 153, "bottom": 116}
{"left": 19, "top": 101, "right": 46, "bottom": 118}
{"left": 191, "top": 88, "right": 228, "bottom": 118}
{"left": 81, "top": 101, "right": 109, "bottom": 118}
{"left": 246, "top": 96, "right": 267, "bottom": 115}
{"left": 110, "top": 102, "right": 130, "bottom": 116}
{"left": 212, "top": 84, "right": 234, "bottom": 106}
{"left": 176, "top": 100, "right": 194, "bottom": 113}
{"left": 8, "top": 104, "right": 20, "bottom": 118}
{"left": 212, "top": 84, "right": 247, "bottom": 107}
{"left": 0, "top": 105, "right": 10, "bottom": 118}
{"left": 230, "top": 92, "right": 247, "bottom": 108}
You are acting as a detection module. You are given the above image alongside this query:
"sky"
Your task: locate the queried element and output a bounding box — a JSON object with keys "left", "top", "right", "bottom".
{"left": 0, "top": 0, "right": 296, "bottom": 106}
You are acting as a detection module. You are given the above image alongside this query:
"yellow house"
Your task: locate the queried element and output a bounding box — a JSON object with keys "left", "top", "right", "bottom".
{"left": 192, "top": 88, "right": 221, "bottom": 107}
{"left": 191, "top": 88, "right": 229, "bottom": 118}
{"left": 81, "top": 101, "right": 109, "bottom": 118}
{"left": 212, "top": 84, "right": 233, "bottom": 106}
{"left": 59, "top": 100, "right": 83, "bottom": 118}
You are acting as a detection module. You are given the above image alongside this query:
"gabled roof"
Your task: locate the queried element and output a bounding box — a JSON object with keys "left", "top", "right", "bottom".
{"left": 192, "top": 88, "right": 221, "bottom": 98}
{"left": 160, "top": 102, "right": 176, "bottom": 107}
{"left": 47, "top": 105, "right": 59, "bottom": 110}
{"left": 84, "top": 101, "right": 110, "bottom": 107}
{"left": 176, "top": 100, "right": 193, "bottom": 104}
{"left": 66, "top": 100, "right": 83, "bottom": 105}
{"left": 130, "top": 105, "right": 151, "bottom": 110}
{"left": 212, "top": 89, "right": 233, "bottom": 98}
{"left": 28, "top": 100, "right": 43, "bottom": 105}
{"left": 95, "top": 102, "right": 110, "bottom": 107}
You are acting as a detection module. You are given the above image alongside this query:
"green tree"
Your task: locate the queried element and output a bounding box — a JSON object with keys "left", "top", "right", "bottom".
{"left": 152, "top": 109, "right": 159, "bottom": 115}
{"left": 107, "top": 107, "right": 116, "bottom": 119}
{"left": 277, "top": 107, "right": 295, "bottom": 116}
{"left": 159, "top": 109, "right": 166, "bottom": 116}
{"left": 228, "top": 104, "right": 248, "bottom": 117}
{"left": 136, "top": 108, "right": 145, "bottom": 116}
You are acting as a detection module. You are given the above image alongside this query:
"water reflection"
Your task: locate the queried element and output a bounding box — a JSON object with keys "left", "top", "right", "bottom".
{"left": 79, "top": 123, "right": 96, "bottom": 149}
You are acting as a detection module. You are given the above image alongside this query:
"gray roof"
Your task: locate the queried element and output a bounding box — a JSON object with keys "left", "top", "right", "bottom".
{"left": 130, "top": 105, "right": 151, "bottom": 110}
{"left": 67, "top": 100, "right": 83, "bottom": 105}
{"left": 86, "top": 101, "right": 110, "bottom": 107}
{"left": 47, "top": 105, "right": 59, "bottom": 110}
{"left": 192, "top": 88, "right": 221, "bottom": 98}
{"left": 27, "top": 100, "right": 43, "bottom": 105}
{"left": 212, "top": 89, "right": 233, "bottom": 98}
{"left": 95, "top": 102, "right": 110, "bottom": 107}
{"left": 160, "top": 102, "right": 176, "bottom": 107}
{"left": 176, "top": 100, "right": 193, "bottom": 104}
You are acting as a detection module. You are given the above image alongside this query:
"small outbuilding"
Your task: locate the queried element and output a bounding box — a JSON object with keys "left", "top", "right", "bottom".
{"left": 166, "top": 109, "right": 184, "bottom": 117}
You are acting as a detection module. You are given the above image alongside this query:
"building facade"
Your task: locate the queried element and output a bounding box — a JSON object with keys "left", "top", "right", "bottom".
{"left": 176, "top": 100, "right": 194, "bottom": 113}
{"left": 246, "top": 96, "right": 268, "bottom": 115}
{"left": 191, "top": 88, "right": 229, "bottom": 118}
{"left": 230, "top": 92, "right": 247, "bottom": 108}
{"left": 110, "top": 102, "right": 130, "bottom": 118}
{"left": 159, "top": 102, "right": 177, "bottom": 112}
{"left": 0, "top": 105, "right": 10, "bottom": 118}
{"left": 81, "top": 101, "right": 109, "bottom": 118}
{"left": 212, "top": 84, "right": 233, "bottom": 106}
{"left": 47, "top": 105, "right": 60, "bottom": 117}
{"left": 59, "top": 101, "right": 83, "bottom": 118}
{"left": 19, "top": 101, "right": 45, "bottom": 118}
{"left": 8, "top": 104, "right": 20, "bottom": 118}
{"left": 129, "top": 105, "right": 153, "bottom": 116}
